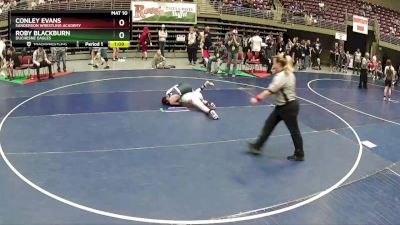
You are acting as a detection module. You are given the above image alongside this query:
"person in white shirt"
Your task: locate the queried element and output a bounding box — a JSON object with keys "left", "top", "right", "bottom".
{"left": 250, "top": 31, "right": 263, "bottom": 55}
{"left": 0, "top": 37, "right": 6, "bottom": 69}
{"left": 383, "top": 59, "right": 396, "bottom": 101}
{"left": 33, "top": 47, "right": 54, "bottom": 82}
{"left": 158, "top": 24, "right": 168, "bottom": 56}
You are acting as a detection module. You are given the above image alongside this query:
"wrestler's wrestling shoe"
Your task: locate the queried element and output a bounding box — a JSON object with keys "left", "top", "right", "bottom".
{"left": 209, "top": 110, "right": 219, "bottom": 120}
{"left": 205, "top": 101, "right": 216, "bottom": 110}
{"left": 204, "top": 80, "right": 215, "bottom": 88}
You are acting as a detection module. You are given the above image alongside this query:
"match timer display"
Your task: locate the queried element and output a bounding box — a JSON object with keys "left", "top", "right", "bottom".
{"left": 9, "top": 10, "right": 131, "bottom": 47}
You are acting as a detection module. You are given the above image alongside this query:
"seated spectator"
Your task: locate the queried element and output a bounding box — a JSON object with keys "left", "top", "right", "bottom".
{"left": 207, "top": 38, "right": 227, "bottom": 74}
{"left": 32, "top": 47, "right": 54, "bottom": 82}
{"left": 152, "top": 50, "right": 166, "bottom": 69}
{"left": 3, "top": 1, "right": 10, "bottom": 10}
{"left": 31, "top": 1, "right": 37, "bottom": 9}
{"left": 316, "top": 7, "right": 324, "bottom": 20}
{"left": 5, "top": 47, "right": 20, "bottom": 80}
{"left": 318, "top": 1, "right": 324, "bottom": 10}
{"left": 374, "top": 61, "right": 383, "bottom": 80}
{"left": 38, "top": 0, "right": 45, "bottom": 5}
{"left": 305, "top": 12, "right": 313, "bottom": 25}
{"left": 390, "top": 26, "right": 396, "bottom": 36}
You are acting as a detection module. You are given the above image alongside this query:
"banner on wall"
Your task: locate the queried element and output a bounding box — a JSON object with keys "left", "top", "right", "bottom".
{"left": 353, "top": 15, "right": 368, "bottom": 35}
{"left": 335, "top": 32, "right": 347, "bottom": 41}
{"left": 131, "top": 1, "right": 197, "bottom": 24}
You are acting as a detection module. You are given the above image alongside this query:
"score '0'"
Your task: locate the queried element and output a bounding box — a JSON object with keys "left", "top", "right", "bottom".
{"left": 119, "top": 19, "right": 125, "bottom": 27}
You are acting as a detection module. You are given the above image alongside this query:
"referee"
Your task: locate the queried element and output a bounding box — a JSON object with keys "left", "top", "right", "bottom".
{"left": 248, "top": 54, "right": 304, "bottom": 161}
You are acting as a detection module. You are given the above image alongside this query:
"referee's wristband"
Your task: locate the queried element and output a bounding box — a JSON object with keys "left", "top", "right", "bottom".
{"left": 255, "top": 95, "right": 263, "bottom": 102}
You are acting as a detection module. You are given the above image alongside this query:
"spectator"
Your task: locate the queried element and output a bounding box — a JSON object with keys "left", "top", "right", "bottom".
{"left": 11, "top": 0, "right": 17, "bottom": 8}
{"left": 5, "top": 47, "right": 20, "bottom": 80}
{"left": 32, "top": 47, "right": 54, "bottom": 82}
{"left": 394, "top": 65, "right": 400, "bottom": 86}
{"left": 338, "top": 45, "right": 346, "bottom": 72}
{"left": 186, "top": 26, "right": 198, "bottom": 65}
{"left": 226, "top": 29, "right": 240, "bottom": 77}
{"left": 242, "top": 32, "right": 251, "bottom": 64}
{"left": 304, "top": 40, "right": 311, "bottom": 69}
{"left": 312, "top": 38, "right": 322, "bottom": 70}
{"left": 295, "top": 41, "right": 304, "bottom": 70}
{"left": 38, "top": 0, "right": 45, "bottom": 5}
{"left": 31, "top": 0, "right": 37, "bottom": 9}
{"left": 112, "top": 48, "right": 120, "bottom": 61}
{"left": 353, "top": 48, "right": 362, "bottom": 75}
{"left": 344, "top": 51, "right": 351, "bottom": 73}
{"left": 202, "top": 26, "right": 212, "bottom": 67}
{"left": 316, "top": 7, "right": 324, "bottom": 21}
{"left": 329, "top": 44, "right": 336, "bottom": 71}
{"left": 93, "top": 48, "right": 110, "bottom": 69}
{"left": 285, "top": 39, "right": 293, "bottom": 56}
{"left": 53, "top": 47, "right": 67, "bottom": 73}
{"left": 318, "top": 1, "right": 324, "bottom": 10}
{"left": 305, "top": 12, "right": 313, "bottom": 25}
{"left": 250, "top": 31, "right": 262, "bottom": 57}
{"left": 277, "top": 36, "right": 285, "bottom": 54}
{"left": 389, "top": 26, "right": 396, "bottom": 36}
{"left": 374, "top": 60, "right": 383, "bottom": 80}
{"left": 383, "top": 59, "right": 396, "bottom": 101}
{"left": 0, "top": 37, "right": 6, "bottom": 66}
{"left": 207, "top": 38, "right": 227, "bottom": 74}
{"left": 152, "top": 49, "right": 166, "bottom": 69}
{"left": 224, "top": 28, "right": 233, "bottom": 48}
{"left": 265, "top": 35, "right": 275, "bottom": 64}
{"left": 139, "top": 26, "right": 152, "bottom": 61}
{"left": 368, "top": 55, "right": 377, "bottom": 77}
{"left": 359, "top": 52, "right": 369, "bottom": 89}
{"left": 158, "top": 24, "right": 168, "bottom": 57}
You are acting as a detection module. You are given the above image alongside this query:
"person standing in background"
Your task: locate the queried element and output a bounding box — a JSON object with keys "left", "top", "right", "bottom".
{"left": 304, "top": 40, "right": 311, "bottom": 69}
{"left": 353, "top": 48, "right": 362, "bottom": 75}
{"left": 158, "top": 24, "right": 168, "bottom": 57}
{"left": 312, "top": 38, "right": 322, "bottom": 70}
{"left": 359, "top": 52, "right": 369, "bottom": 89}
{"left": 112, "top": 48, "right": 120, "bottom": 61}
{"left": 139, "top": 26, "right": 152, "bottom": 60}
{"left": 383, "top": 59, "right": 396, "bottom": 101}
{"left": 344, "top": 51, "right": 351, "bottom": 73}
{"left": 242, "top": 32, "right": 251, "bottom": 64}
{"left": 250, "top": 31, "right": 262, "bottom": 57}
{"left": 54, "top": 46, "right": 67, "bottom": 73}
{"left": 226, "top": 29, "right": 240, "bottom": 77}
{"left": 186, "top": 26, "right": 198, "bottom": 65}
{"left": 202, "top": 26, "right": 213, "bottom": 68}
{"left": 394, "top": 65, "right": 400, "bottom": 86}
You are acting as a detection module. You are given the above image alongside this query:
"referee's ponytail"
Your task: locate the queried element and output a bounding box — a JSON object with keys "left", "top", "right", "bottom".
{"left": 273, "top": 54, "right": 294, "bottom": 75}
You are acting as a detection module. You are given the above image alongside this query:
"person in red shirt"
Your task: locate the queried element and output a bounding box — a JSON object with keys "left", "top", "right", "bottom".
{"left": 139, "top": 26, "right": 152, "bottom": 60}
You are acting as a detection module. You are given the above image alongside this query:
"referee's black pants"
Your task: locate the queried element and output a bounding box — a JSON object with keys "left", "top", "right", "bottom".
{"left": 359, "top": 68, "right": 368, "bottom": 88}
{"left": 254, "top": 100, "right": 304, "bottom": 157}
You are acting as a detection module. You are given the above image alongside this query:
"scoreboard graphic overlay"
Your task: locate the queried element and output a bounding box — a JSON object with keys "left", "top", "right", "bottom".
{"left": 9, "top": 10, "right": 131, "bottom": 48}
